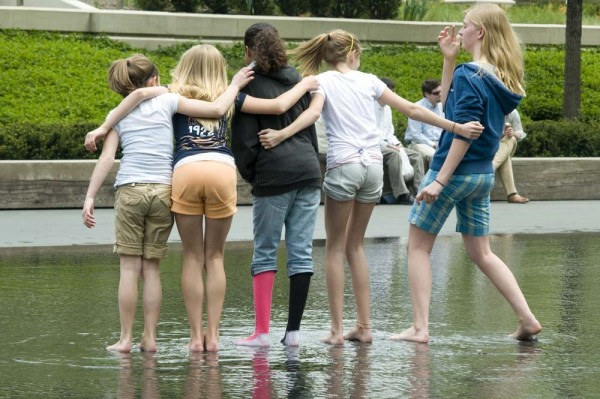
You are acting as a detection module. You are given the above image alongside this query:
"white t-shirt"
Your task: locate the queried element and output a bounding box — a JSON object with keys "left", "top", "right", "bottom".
{"left": 315, "top": 70, "right": 386, "bottom": 169}
{"left": 113, "top": 93, "right": 179, "bottom": 187}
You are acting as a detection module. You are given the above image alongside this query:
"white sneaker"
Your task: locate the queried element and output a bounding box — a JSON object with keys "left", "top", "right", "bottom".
{"left": 281, "top": 330, "right": 300, "bottom": 347}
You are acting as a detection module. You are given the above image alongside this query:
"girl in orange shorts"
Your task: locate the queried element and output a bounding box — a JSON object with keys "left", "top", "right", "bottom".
{"left": 87, "top": 45, "right": 318, "bottom": 352}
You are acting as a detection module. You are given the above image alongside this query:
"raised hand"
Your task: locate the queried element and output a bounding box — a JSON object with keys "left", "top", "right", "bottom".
{"left": 438, "top": 25, "right": 461, "bottom": 60}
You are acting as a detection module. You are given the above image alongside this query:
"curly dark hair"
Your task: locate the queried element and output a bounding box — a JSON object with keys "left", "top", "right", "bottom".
{"left": 244, "top": 23, "right": 287, "bottom": 74}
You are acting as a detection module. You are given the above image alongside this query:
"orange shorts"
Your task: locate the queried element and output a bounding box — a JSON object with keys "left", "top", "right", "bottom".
{"left": 171, "top": 160, "right": 237, "bottom": 218}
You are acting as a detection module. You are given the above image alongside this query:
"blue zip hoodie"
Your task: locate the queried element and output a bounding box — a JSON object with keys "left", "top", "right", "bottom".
{"left": 430, "top": 62, "right": 523, "bottom": 175}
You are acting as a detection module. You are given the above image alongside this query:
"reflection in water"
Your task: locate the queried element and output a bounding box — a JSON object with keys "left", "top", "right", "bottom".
{"left": 324, "top": 344, "right": 371, "bottom": 399}
{"left": 250, "top": 348, "right": 274, "bottom": 399}
{"left": 1, "top": 235, "right": 600, "bottom": 397}
{"left": 117, "top": 353, "right": 160, "bottom": 399}
{"left": 409, "top": 344, "right": 430, "bottom": 399}
{"left": 184, "top": 352, "right": 223, "bottom": 399}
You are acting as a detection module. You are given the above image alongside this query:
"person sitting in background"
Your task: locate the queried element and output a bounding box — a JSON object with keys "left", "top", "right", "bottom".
{"left": 376, "top": 77, "right": 424, "bottom": 205}
{"left": 404, "top": 79, "right": 444, "bottom": 165}
{"left": 494, "top": 109, "right": 529, "bottom": 203}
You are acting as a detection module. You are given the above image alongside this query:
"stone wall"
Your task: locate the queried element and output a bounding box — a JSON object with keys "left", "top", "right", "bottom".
{"left": 1, "top": 158, "right": 599, "bottom": 209}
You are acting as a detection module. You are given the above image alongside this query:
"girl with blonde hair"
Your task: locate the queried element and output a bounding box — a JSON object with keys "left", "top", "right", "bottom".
{"left": 83, "top": 52, "right": 253, "bottom": 353}
{"left": 262, "top": 29, "right": 484, "bottom": 345}
{"left": 85, "top": 45, "right": 317, "bottom": 352}
{"left": 393, "top": 4, "right": 541, "bottom": 343}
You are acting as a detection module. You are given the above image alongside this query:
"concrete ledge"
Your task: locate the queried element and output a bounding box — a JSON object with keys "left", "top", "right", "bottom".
{"left": 490, "top": 157, "right": 600, "bottom": 201}
{"left": 1, "top": 158, "right": 599, "bottom": 209}
{"left": 1, "top": 7, "right": 599, "bottom": 49}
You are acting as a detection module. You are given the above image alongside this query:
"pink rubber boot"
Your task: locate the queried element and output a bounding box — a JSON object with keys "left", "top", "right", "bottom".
{"left": 236, "top": 271, "right": 275, "bottom": 347}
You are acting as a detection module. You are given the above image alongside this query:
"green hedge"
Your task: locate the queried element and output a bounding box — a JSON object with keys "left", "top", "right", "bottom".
{"left": 0, "top": 123, "right": 118, "bottom": 160}
{"left": 1, "top": 29, "right": 599, "bottom": 159}
{"left": 518, "top": 120, "right": 600, "bottom": 157}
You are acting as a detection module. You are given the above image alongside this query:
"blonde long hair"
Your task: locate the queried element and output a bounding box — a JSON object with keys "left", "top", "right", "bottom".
{"left": 289, "top": 29, "right": 361, "bottom": 76}
{"left": 169, "top": 44, "right": 231, "bottom": 130}
{"left": 466, "top": 4, "right": 525, "bottom": 96}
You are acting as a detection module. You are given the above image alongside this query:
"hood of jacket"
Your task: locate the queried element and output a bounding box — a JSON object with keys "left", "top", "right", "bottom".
{"left": 259, "top": 65, "right": 302, "bottom": 86}
{"left": 460, "top": 62, "right": 522, "bottom": 116}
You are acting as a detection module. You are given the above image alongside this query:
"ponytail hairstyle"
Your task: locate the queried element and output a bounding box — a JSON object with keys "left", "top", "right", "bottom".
{"left": 289, "top": 29, "right": 361, "bottom": 76}
{"left": 244, "top": 23, "right": 287, "bottom": 74}
{"left": 170, "top": 44, "right": 231, "bottom": 130}
{"left": 107, "top": 54, "right": 158, "bottom": 97}
{"left": 466, "top": 4, "right": 525, "bottom": 96}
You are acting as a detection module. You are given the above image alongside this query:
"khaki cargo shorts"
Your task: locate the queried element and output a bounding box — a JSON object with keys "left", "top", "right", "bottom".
{"left": 114, "top": 183, "right": 174, "bottom": 259}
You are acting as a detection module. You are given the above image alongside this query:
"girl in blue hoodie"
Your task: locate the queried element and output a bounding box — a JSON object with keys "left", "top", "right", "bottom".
{"left": 393, "top": 4, "right": 542, "bottom": 344}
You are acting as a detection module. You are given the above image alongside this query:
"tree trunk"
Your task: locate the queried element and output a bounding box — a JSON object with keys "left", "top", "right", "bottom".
{"left": 563, "top": 0, "right": 583, "bottom": 119}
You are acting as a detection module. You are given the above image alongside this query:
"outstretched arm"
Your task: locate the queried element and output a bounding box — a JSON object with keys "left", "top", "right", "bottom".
{"left": 417, "top": 138, "right": 470, "bottom": 204}
{"left": 84, "top": 86, "right": 169, "bottom": 152}
{"left": 241, "top": 76, "right": 319, "bottom": 115}
{"left": 176, "top": 66, "right": 254, "bottom": 118}
{"left": 379, "top": 88, "right": 483, "bottom": 140}
{"left": 258, "top": 93, "right": 324, "bottom": 149}
{"left": 82, "top": 129, "right": 119, "bottom": 228}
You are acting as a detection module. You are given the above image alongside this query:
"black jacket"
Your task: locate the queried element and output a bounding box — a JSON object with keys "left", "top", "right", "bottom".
{"left": 231, "top": 65, "right": 321, "bottom": 197}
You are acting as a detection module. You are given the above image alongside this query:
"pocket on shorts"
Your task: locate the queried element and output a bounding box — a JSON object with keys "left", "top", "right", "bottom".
{"left": 117, "top": 192, "right": 142, "bottom": 206}
{"left": 155, "top": 186, "right": 173, "bottom": 209}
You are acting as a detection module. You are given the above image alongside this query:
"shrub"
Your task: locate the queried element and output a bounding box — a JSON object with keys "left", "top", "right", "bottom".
{"left": 2, "top": 31, "right": 600, "bottom": 159}
{"left": 134, "top": 0, "right": 170, "bottom": 11}
{"left": 330, "top": 0, "right": 365, "bottom": 18}
{"left": 202, "top": 0, "right": 230, "bottom": 13}
{"left": 401, "top": 0, "right": 433, "bottom": 21}
{"left": 171, "top": 0, "right": 201, "bottom": 12}
{"left": 0, "top": 123, "right": 119, "bottom": 160}
{"left": 368, "top": 0, "right": 400, "bottom": 20}
{"left": 309, "top": 0, "right": 332, "bottom": 16}
{"left": 278, "top": 0, "right": 310, "bottom": 16}
{"left": 230, "top": 0, "right": 276, "bottom": 15}
{"left": 518, "top": 120, "right": 600, "bottom": 157}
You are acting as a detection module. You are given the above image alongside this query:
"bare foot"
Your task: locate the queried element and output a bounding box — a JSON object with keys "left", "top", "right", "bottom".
{"left": 344, "top": 323, "right": 372, "bottom": 343}
{"left": 390, "top": 325, "right": 430, "bottom": 343}
{"left": 204, "top": 332, "right": 220, "bottom": 352}
{"left": 107, "top": 340, "right": 132, "bottom": 353}
{"left": 511, "top": 318, "right": 542, "bottom": 341}
{"left": 188, "top": 337, "right": 204, "bottom": 352}
{"left": 139, "top": 334, "right": 157, "bottom": 352}
{"left": 320, "top": 331, "right": 345, "bottom": 346}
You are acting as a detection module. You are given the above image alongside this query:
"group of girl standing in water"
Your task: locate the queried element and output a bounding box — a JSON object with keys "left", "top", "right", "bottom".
{"left": 83, "top": 3, "right": 541, "bottom": 353}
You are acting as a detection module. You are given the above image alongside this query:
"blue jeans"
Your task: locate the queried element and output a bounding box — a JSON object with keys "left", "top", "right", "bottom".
{"left": 251, "top": 187, "right": 321, "bottom": 277}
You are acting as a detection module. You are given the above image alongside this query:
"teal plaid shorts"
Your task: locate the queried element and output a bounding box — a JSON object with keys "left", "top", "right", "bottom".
{"left": 408, "top": 170, "right": 495, "bottom": 236}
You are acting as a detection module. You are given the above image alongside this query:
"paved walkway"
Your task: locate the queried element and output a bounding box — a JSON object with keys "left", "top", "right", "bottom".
{"left": 1, "top": 201, "right": 598, "bottom": 248}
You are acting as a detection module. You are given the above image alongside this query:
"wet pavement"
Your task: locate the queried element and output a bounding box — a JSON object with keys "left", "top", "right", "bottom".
{"left": 1, "top": 201, "right": 598, "bottom": 248}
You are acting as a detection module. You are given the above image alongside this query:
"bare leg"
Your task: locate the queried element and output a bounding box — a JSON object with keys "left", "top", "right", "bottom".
{"left": 107, "top": 255, "right": 142, "bottom": 353}
{"left": 462, "top": 235, "right": 542, "bottom": 340}
{"left": 176, "top": 213, "right": 206, "bottom": 352}
{"left": 203, "top": 216, "right": 233, "bottom": 352}
{"left": 343, "top": 200, "right": 376, "bottom": 343}
{"left": 140, "top": 257, "right": 162, "bottom": 352}
{"left": 321, "top": 196, "right": 354, "bottom": 345}
{"left": 391, "top": 225, "right": 437, "bottom": 343}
